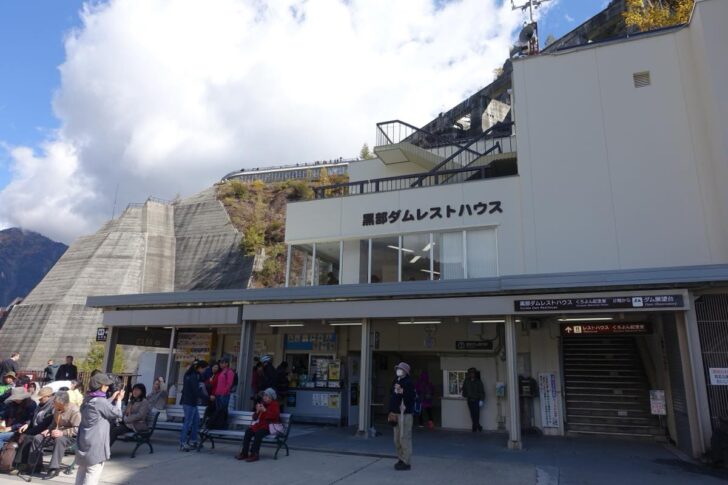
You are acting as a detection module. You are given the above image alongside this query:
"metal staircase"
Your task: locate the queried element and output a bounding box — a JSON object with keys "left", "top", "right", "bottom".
{"left": 563, "top": 336, "right": 664, "bottom": 439}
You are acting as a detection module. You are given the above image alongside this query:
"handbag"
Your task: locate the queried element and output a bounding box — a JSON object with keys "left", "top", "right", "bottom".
{"left": 387, "top": 412, "right": 399, "bottom": 427}
{"left": 268, "top": 423, "right": 285, "bottom": 435}
{"left": 0, "top": 442, "right": 18, "bottom": 473}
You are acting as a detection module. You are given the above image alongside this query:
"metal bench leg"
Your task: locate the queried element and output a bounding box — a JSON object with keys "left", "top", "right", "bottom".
{"left": 274, "top": 443, "right": 281, "bottom": 460}
{"left": 131, "top": 442, "right": 142, "bottom": 458}
{"left": 285, "top": 442, "right": 289, "bottom": 456}
{"left": 147, "top": 441, "right": 154, "bottom": 455}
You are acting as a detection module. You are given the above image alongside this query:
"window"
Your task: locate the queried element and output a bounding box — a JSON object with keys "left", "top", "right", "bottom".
{"left": 401, "top": 233, "right": 433, "bottom": 281}
{"left": 370, "top": 236, "right": 399, "bottom": 283}
{"left": 289, "top": 244, "right": 314, "bottom": 287}
{"left": 466, "top": 228, "right": 497, "bottom": 278}
{"left": 444, "top": 370, "right": 467, "bottom": 397}
{"left": 433, "top": 231, "right": 464, "bottom": 280}
{"left": 358, "top": 240, "right": 369, "bottom": 284}
{"left": 314, "top": 241, "right": 341, "bottom": 285}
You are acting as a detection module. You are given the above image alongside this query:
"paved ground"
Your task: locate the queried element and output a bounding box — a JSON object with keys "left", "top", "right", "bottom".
{"left": 0, "top": 426, "right": 725, "bottom": 485}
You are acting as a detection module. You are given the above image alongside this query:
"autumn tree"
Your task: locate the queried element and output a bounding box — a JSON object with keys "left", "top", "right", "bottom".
{"left": 624, "top": 0, "right": 694, "bottom": 32}
{"left": 359, "top": 143, "right": 375, "bottom": 160}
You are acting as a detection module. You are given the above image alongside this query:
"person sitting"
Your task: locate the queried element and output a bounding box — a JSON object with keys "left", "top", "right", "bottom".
{"left": 14, "top": 388, "right": 56, "bottom": 473}
{"left": 27, "top": 390, "right": 81, "bottom": 480}
{"left": 0, "top": 371, "right": 18, "bottom": 413}
{"left": 0, "top": 387, "right": 37, "bottom": 448}
{"left": 110, "top": 384, "right": 151, "bottom": 445}
{"left": 235, "top": 388, "right": 280, "bottom": 462}
{"left": 146, "top": 377, "right": 168, "bottom": 410}
{"left": 68, "top": 380, "right": 84, "bottom": 407}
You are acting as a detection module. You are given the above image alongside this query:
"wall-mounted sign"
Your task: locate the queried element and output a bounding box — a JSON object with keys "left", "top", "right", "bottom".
{"left": 96, "top": 328, "right": 108, "bottom": 342}
{"left": 650, "top": 390, "right": 666, "bottom": 415}
{"left": 455, "top": 340, "right": 494, "bottom": 351}
{"left": 175, "top": 332, "right": 212, "bottom": 364}
{"left": 538, "top": 372, "right": 560, "bottom": 428}
{"left": 515, "top": 295, "right": 684, "bottom": 312}
{"left": 362, "top": 201, "right": 503, "bottom": 227}
{"left": 561, "top": 322, "right": 651, "bottom": 336}
{"left": 117, "top": 328, "right": 171, "bottom": 348}
{"left": 284, "top": 333, "right": 336, "bottom": 352}
{"left": 709, "top": 368, "right": 728, "bottom": 386}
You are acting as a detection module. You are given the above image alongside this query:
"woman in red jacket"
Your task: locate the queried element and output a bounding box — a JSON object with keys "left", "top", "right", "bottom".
{"left": 235, "top": 388, "right": 280, "bottom": 462}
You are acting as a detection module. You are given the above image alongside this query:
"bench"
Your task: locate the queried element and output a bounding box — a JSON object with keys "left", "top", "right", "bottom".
{"left": 113, "top": 410, "right": 160, "bottom": 458}
{"left": 198, "top": 411, "right": 292, "bottom": 460}
{"left": 155, "top": 405, "right": 206, "bottom": 433}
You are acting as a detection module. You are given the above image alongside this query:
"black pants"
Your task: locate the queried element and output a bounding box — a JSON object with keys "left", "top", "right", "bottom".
{"left": 467, "top": 400, "right": 481, "bottom": 431}
{"left": 29, "top": 434, "right": 73, "bottom": 470}
{"left": 110, "top": 423, "right": 132, "bottom": 446}
{"left": 418, "top": 407, "right": 434, "bottom": 425}
{"left": 240, "top": 428, "right": 268, "bottom": 456}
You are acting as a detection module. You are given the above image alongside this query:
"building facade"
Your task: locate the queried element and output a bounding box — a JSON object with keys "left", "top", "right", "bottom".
{"left": 87, "top": 0, "right": 728, "bottom": 458}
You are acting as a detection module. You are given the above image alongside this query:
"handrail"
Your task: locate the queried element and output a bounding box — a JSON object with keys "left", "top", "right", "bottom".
{"left": 375, "top": 120, "right": 479, "bottom": 155}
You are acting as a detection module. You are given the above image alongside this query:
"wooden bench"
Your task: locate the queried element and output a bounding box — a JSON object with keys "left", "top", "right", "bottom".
{"left": 155, "top": 405, "right": 206, "bottom": 433}
{"left": 198, "top": 411, "right": 292, "bottom": 460}
{"left": 113, "top": 410, "right": 161, "bottom": 458}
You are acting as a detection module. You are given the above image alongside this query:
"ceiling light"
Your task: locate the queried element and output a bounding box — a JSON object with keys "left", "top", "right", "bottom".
{"left": 268, "top": 323, "right": 304, "bottom": 327}
{"left": 557, "top": 317, "right": 613, "bottom": 322}
{"left": 420, "top": 269, "right": 440, "bottom": 275}
{"left": 387, "top": 245, "right": 414, "bottom": 253}
{"left": 397, "top": 320, "right": 441, "bottom": 325}
{"left": 422, "top": 243, "right": 432, "bottom": 252}
{"left": 472, "top": 319, "right": 522, "bottom": 324}
{"left": 409, "top": 256, "right": 421, "bottom": 264}
{"left": 329, "top": 322, "right": 362, "bottom": 326}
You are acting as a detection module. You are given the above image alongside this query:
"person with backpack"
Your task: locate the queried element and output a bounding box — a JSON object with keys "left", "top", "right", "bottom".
{"left": 415, "top": 371, "right": 435, "bottom": 429}
{"left": 462, "top": 367, "right": 485, "bottom": 432}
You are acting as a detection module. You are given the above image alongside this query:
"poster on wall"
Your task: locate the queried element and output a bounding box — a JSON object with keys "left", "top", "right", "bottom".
{"left": 649, "top": 390, "right": 666, "bottom": 415}
{"left": 175, "top": 332, "right": 212, "bottom": 365}
{"left": 709, "top": 368, "right": 728, "bottom": 385}
{"left": 538, "top": 372, "right": 560, "bottom": 428}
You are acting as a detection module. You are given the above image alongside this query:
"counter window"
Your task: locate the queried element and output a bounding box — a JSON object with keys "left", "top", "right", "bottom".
{"left": 445, "top": 370, "right": 467, "bottom": 397}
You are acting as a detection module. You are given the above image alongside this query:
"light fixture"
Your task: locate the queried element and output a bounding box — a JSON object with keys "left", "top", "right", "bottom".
{"left": 422, "top": 243, "right": 432, "bottom": 252}
{"left": 387, "top": 245, "right": 414, "bottom": 253}
{"left": 557, "top": 317, "right": 613, "bottom": 322}
{"left": 472, "top": 319, "right": 522, "bottom": 324}
{"left": 397, "top": 320, "right": 441, "bottom": 325}
{"left": 329, "top": 322, "right": 362, "bottom": 326}
{"left": 268, "top": 323, "right": 304, "bottom": 327}
{"left": 409, "top": 256, "right": 421, "bottom": 264}
{"left": 420, "top": 269, "right": 440, "bottom": 275}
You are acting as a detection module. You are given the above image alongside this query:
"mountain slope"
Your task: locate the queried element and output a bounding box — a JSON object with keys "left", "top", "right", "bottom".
{"left": 0, "top": 228, "right": 67, "bottom": 307}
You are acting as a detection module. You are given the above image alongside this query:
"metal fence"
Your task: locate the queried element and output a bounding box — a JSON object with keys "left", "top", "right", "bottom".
{"left": 696, "top": 294, "right": 728, "bottom": 432}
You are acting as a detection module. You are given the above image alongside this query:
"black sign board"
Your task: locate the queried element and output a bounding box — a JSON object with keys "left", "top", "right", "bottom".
{"left": 116, "top": 328, "right": 172, "bottom": 348}
{"left": 456, "top": 340, "right": 494, "bottom": 351}
{"left": 515, "top": 295, "right": 684, "bottom": 312}
{"left": 362, "top": 201, "right": 503, "bottom": 227}
{"left": 96, "top": 328, "right": 108, "bottom": 342}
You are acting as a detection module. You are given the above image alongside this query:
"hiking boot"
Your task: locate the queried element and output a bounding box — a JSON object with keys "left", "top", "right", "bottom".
{"left": 394, "top": 462, "right": 411, "bottom": 471}
{"left": 235, "top": 452, "right": 248, "bottom": 461}
{"left": 245, "top": 454, "right": 259, "bottom": 463}
{"left": 394, "top": 460, "right": 404, "bottom": 469}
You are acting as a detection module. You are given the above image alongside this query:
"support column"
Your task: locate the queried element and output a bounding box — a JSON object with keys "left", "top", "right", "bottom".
{"left": 685, "top": 298, "right": 713, "bottom": 451}
{"left": 236, "top": 311, "right": 256, "bottom": 411}
{"left": 102, "top": 327, "right": 119, "bottom": 373}
{"left": 358, "top": 319, "right": 372, "bottom": 436}
{"left": 164, "top": 327, "right": 177, "bottom": 388}
{"left": 676, "top": 311, "right": 708, "bottom": 456}
{"left": 505, "top": 316, "right": 521, "bottom": 450}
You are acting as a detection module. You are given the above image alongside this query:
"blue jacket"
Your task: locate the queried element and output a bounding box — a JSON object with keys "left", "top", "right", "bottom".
{"left": 180, "top": 370, "right": 208, "bottom": 406}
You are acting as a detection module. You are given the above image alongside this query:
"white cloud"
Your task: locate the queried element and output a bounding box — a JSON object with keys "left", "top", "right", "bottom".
{"left": 565, "top": 13, "right": 575, "bottom": 23}
{"left": 0, "top": 0, "right": 522, "bottom": 243}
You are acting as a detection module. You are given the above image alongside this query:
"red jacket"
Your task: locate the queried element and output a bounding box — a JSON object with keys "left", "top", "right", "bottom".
{"left": 215, "top": 368, "right": 234, "bottom": 397}
{"left": 251, "top": 399, "right": 280, "bottom": 433}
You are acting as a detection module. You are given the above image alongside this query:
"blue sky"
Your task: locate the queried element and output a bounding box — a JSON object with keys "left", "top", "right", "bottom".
{"left": 0, "top": 0, "right": 608, "bottom": 226}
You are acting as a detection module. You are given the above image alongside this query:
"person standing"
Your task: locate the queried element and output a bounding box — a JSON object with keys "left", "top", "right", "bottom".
{"left": 213, "top": 358, "right": 234, "bottom": 411}
{"left": 462, "top": 367, "right": 485, "bottom": 432}
{"left": 56, "top": 356, "right": 78, "bottom": 381}
{"left": 43, "top": 360, "right": 59, "bottom": 384}
{"left": 74, "top": 373, "right": 124, "bottom": 485}
{"left": 259, "top": 355, "right": 276, "bottom": 391}
{"left": 179, "top": 360, "right": 208, "bottom": 451}
{"left": 0, "top": 352, "right": 20, "bottom": 378}
{"left": 388, "top": 362, "right": 415, "bottom": 471}
{"left": 415, "top": 371, "right": 435, "bottom": 429}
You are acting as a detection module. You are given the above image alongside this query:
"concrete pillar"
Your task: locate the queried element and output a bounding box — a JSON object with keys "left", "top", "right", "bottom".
{"left": 102, "top": 327, "right": 119, "bottom": 373}
{"left": 505, "top": 316, "right": 521, "bottom": 450}
{"left": 675, "top": 311, "right": 706, "bottom": 457}
{"left": 236, "top": 312, "right": 256, "bottom": 410}
{"left": 164, "top": 327, "right": 176, "bottom": 388}
{"left": 358, "top": 319, "right": 372, "bottom": 436}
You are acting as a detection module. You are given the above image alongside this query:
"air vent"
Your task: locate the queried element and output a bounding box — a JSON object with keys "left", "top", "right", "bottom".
{"left": 633, "top": 71, "right": 651, "bottom": 88}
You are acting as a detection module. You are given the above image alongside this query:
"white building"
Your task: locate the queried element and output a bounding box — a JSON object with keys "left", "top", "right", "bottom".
{"left": 88, "top": 0, "right": 728, "bottom": 457}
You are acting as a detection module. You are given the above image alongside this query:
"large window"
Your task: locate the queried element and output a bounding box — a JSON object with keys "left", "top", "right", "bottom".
{"left": 433, "top": 231, "right": 464, "bottom": 280}
{"left": 288, "top": 244, "right": 313, "bottom": 287}
{"left": 466, "top": 229, "right": 497, "bottom": 278}
{"left": 401, "top": 233, "right": 432, "bottom": 281}
{"left": 314, "top": 241, "right": 341, "bottom": 285}
{"left": 370, "top": 236, "right": 399, "bottom": 283}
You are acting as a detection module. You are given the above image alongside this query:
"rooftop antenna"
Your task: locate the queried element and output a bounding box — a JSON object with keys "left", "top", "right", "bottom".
{"left": 510, "top": 0, "right": 551, "bottom": 56}
{"left": 511, "top": 0, "right": 551, "bottom": 24}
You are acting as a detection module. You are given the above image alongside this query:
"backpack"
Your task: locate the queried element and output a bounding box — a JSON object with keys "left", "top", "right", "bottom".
{"left": 0, "top": 441, "right": 18, "bottom": 473}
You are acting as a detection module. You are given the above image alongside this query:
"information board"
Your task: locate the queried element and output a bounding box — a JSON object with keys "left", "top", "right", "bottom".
{"left": 709, "top": 368, "right": 728, "bottom": 386}
{"left": 650, "top": 390, "right": 666, "bottom": 415}
{"left": 538, "top": 372, "right": 560, "bottom": 428}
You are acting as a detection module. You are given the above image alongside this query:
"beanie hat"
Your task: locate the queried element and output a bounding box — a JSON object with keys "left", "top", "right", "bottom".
{"left": 263, "top": 388, "right": 277, "bottom": 400}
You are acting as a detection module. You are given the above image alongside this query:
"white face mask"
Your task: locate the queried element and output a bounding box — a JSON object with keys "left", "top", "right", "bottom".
{"left": 396, "top": 369, "right": 405, "bottom": 377}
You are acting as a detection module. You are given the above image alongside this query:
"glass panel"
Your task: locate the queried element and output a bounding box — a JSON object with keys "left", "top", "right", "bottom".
{"left": 433, "top": 231, "right": 464, "bottom": 280}
{"left": 466, "top": 229, "right": 497, "bottom": 278}
{"left": 315, "top": 241, "right": 341, "bottom": 285}
{"left": 370, "top": 236, "right": 399, "bottom": 283}
{"left": 401, "top": 233, "right": 432, "bottom": 281}
{"left": 289, "top": 244, "right": 314, "bottom": 287}
{"left": 359, "top": 240, "right": 369, "bottom": 284}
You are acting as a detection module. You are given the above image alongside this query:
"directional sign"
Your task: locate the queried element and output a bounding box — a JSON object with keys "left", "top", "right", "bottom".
{"left": 515, "top": 295, "right": 684, "bottom": 312}
{"left": 561, "top": 322, "right": 651, "bottom": 336}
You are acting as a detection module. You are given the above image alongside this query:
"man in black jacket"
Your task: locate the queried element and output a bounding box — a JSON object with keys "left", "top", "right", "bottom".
{"left": 56, "top": 356, "right": 78, "bottom": 381}
{"left": 0, "top": 352, "right": 20, "bottom": 378}
{"left": 389, "top": 362, "right": 415, "bottom": 471}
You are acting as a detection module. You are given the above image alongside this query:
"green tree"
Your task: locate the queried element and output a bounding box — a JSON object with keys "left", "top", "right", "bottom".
{"left": 624, "top": 0, "right": 694, "bottom": 32}
{"left": 79, "top": 342, "right": 125, "bottom": 374}
{"left": 359, "top": 143, "right": 375, "bottom": 160}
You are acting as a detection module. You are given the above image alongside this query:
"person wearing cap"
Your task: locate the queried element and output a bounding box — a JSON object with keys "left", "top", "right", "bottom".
{"left": 235, "top": 387, "right": 280, "bottom": 462}
{"left": 28, "top": 390, "right": 80, "bottom": 480}
{"left": 388, "top": 362, "right": 416, "bottom": 471}
{"left": 462, "top": 368, "right": 485, "bottom": 432}
{"left": 0, "top": 371, "right": 18, "bottom": 413}
{"left": 13, "top": 387, "right": 55, "bottom": 471}
{"left": 0, "top": 387, "right": 37, "bottom": 448}
{"left": 212, "top": 358, "right": 235, "bottom": 412}
{"left": 74, "top": 373, "right": 124, "bottom": 485}
{"left": 260, "top": 355, "right": 277, "bottom": 392}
